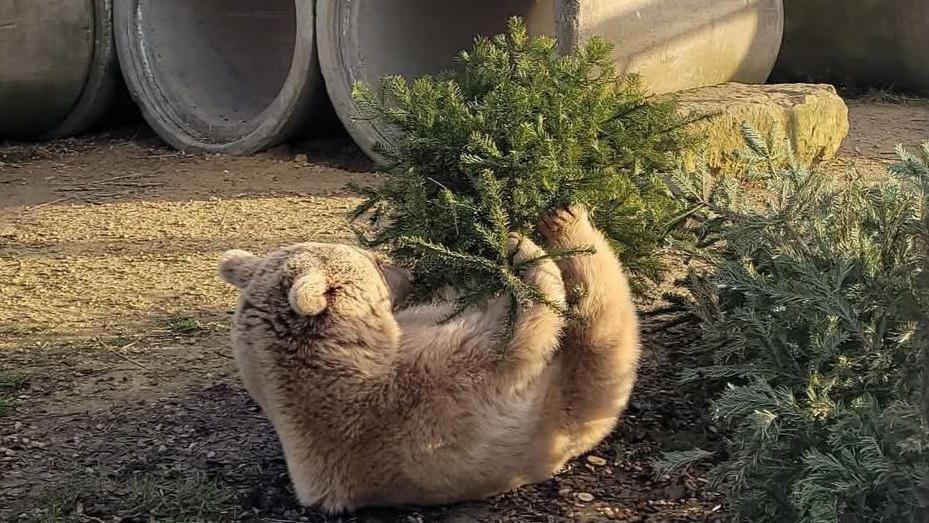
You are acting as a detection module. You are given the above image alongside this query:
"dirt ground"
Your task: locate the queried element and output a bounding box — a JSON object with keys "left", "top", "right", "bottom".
{"left": 1, "top": 98, "right": 928, "bottom": 522}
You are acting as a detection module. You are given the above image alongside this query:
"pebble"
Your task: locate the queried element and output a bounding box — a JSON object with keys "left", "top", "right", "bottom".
{"left": 576, "top": 492, "right": 595, "bottom": 502}
{"left": 294, "top": 153, "right": 309, "bottom": 165}
{"left": 558, "top": 487, "right": 572, "bottom": 497}
{"left": 586, "top": 455, "right": 607, "bottom": 466}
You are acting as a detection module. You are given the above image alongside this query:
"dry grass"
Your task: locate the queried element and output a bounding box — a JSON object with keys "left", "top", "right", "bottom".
{"left": 0, "top": 371, "right": 28, "bottom": 417}
{"left": 21, "top": 472, "right": 240, "bottom": 523}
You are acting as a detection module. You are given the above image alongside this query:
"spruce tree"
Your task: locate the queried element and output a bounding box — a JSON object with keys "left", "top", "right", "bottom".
{"left": 659, "top": 125, "right": 929, "bottom": 522}
{"left": 349, "top": 17, "right": 696, "bottom": 322}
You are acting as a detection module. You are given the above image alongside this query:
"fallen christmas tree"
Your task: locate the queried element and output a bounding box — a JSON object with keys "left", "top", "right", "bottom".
{"left": 349, "top": 17, "right": 698, "bottom": 321}
{"left": 657, "top": 126, "right": 929, "bottom": 522}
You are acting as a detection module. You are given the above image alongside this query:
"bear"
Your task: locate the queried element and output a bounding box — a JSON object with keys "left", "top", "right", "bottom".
{"left": 218, "top": 205, "right": 640, "bottom": 513}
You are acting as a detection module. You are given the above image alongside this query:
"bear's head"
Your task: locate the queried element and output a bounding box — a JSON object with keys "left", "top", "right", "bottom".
{"left": 218, "top": 242, "right": 411, "bottom": 322}
{"left": 217, "top": 242, "right": 410, "bottom": 495}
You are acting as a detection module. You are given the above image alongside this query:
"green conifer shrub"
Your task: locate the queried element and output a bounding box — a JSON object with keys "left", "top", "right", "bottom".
{"left": 660, "top": 125, "right": 929, "bottom": 522}
{"left": 349, "top": 17, "right": 696, "bottom": 320}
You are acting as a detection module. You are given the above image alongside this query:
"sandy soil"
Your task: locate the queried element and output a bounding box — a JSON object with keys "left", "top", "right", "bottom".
{"left": 1, "top": 98, "right": 927, "bottom": 522}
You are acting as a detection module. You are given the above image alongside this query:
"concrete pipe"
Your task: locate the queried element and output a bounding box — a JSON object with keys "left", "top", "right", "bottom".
{"left": 773, "top": 0, "right": 929, "bottom": 92}
{"left": 317, "top": 0, "right": 557, "bottom": 162}
{"left": 114, "top": 0, "right": 330, "bottom": 154}
{"left": 560, "top": 0, "right": 783, "bottom": 94}
{"left": 318, "top": 0, "right": 784, "bottom": 161}
{"left": 0, "top": 0, "right": 122, "bottom": 139}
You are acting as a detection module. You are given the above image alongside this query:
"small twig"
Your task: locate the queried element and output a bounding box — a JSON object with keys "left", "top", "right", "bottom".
{"left": 642, "top": 304, "right": 690, "bottom": 317}
{"left": 34, "top": 196, "right": 75, "bottom": 208}
{"left": 69, "top": 173, "right": 148, "bottom": 187}
{"left": 92, "top": 181, "right": 162, "bottom": 188}
{"left": 66, "top": 182, "right": 163, "bottom": 194}
{"left": 127, "top": 182, "right": 164, "bottom": 188}
{"left": 643, "top": 313, "right": 697, "bottom": 333}
{"left": 40, "top": 411, "right": 86, "bottom": 419}
{"left": 99, "top": 338, "right": 158, "bottom": 379}
{"left": 131, "top": 151, "right": 187, "bottom": 160}
{"left": 106, "top": 350, "right": 151, "bottom": 373}
{"left": 116, "top": 338, "right": 143, "bottom": 351}
{"left": 80, "top": 189, "right": 137, "bottom": 201}
{"left": 305, "top": 223, "right": 329, "bottom": 239}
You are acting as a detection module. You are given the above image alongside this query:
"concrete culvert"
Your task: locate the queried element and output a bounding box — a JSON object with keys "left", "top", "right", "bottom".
{"left": 0, "top": 0, "right": 123, "bottom": 140}
{"left": 317, "top": 0, "right": 557, "bottom": 162}
{"left": 114, "top": 0, "right": 330, "bottom": 154}
{"left": 773, "top": 0, "right": 929, "bottom": 92}
{"left": 561, "top": 0, "right": 784, "bottom": 94}
{"left": 318, "top": 0, "right": 784, "bottom": 162}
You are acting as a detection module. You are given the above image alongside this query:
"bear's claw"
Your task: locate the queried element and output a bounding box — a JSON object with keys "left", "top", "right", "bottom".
{"left": 540, "top": 205, "right": 587, "bottom": 240}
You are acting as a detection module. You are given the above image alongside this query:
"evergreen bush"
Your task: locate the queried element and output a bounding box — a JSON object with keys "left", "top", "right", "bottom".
{"left": 661, "top": 125, "right": 929, "bottom": 522}
{"left": 349, "top": 17, "right": 696, "bottom": 320}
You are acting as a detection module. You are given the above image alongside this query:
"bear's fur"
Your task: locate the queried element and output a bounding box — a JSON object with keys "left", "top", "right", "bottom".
{"left": 218, "top": 206, "right": 640, "bottom": 512}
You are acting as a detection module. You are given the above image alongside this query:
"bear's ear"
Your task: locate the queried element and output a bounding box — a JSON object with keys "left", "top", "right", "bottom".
{"left": 289, "top": 272, "right": 328, "bottom": 316}
{"left": 218, "top": 249, "right": 262, "bottom": 288}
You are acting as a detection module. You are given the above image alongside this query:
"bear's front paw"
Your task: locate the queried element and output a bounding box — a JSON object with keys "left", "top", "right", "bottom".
{"left": 539, "top": 205, "right": 589, "bottom": 243}
{"left": 507, "top": 233, "right": 565, "bottom": 303}
{"left": 507, "top": 232, "right": 544, "bottom": 266}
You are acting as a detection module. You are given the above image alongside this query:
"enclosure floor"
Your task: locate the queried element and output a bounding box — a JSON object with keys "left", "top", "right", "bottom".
{"left": 1, "top": 98, "right": 927, "bottom": 521}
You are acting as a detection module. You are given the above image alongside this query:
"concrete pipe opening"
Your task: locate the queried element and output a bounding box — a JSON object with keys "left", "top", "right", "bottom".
{"left": 773, "top": 0, "right": 929, "bottom": 92}
{"left": 115, "top": 0, "right": 328, "bottom": 154}
{"left": 0, "top": 0, "right": 122, "bottom": 140}
{"left": 317, "top": 0, "right": 556, "bottom": 162}
{"left": 318, "top": 0, "right": 783, "bottom": 162}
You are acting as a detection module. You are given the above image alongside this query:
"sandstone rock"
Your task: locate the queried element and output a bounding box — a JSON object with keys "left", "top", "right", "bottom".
{"left": 673, "top": 83, "right": 849, "bottom": 170}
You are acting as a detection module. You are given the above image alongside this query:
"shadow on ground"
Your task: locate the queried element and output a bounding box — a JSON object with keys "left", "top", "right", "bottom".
{"left": 1, "top": 313, "right": 724, "bottom": 523}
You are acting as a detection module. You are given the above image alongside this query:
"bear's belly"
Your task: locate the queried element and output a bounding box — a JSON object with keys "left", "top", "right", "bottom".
{"left": 360, "top": 369, "right": 574, "bottom": 507}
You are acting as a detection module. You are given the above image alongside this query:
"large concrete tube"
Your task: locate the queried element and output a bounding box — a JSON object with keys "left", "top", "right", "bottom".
{"left": 319, "top": 0, "right": 783, "bottom": 161}
{"left": 317, "top": 0, "right": 557, "bottom": 162}
{"left": 772, "top": 0, "right": 929, "bottom": 92}
{"left": 560, "top": 0, "right": 784, "bottom": 94}
{"left": 114, "top": 0, "right": 330, "bottom": 154}
{"left": 0, "top": 0, "right": 122, "bottom": 139}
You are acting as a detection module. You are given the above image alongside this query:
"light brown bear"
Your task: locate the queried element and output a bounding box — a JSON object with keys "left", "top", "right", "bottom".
{"left": 218, "top": 206, "right": 640, "bottom": 513}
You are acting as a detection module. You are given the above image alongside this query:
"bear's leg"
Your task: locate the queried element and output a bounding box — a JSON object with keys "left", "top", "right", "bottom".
{"left": 467, "top": 233, "right": 567, "bottom": 391}
{"left": 539, "top": 206, "right": 641, "bottom": 455}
